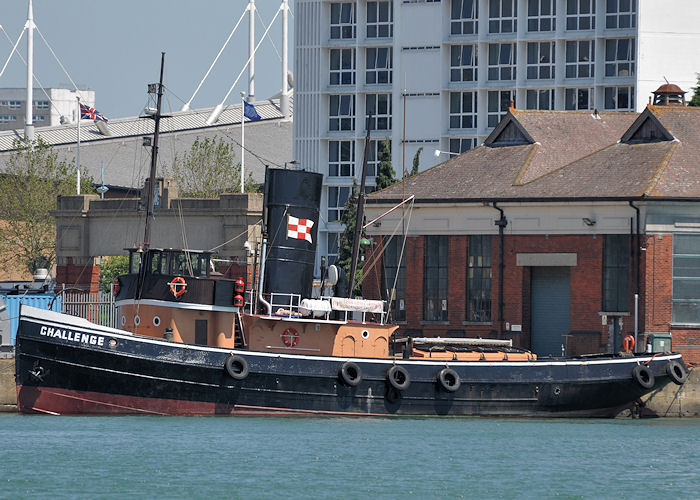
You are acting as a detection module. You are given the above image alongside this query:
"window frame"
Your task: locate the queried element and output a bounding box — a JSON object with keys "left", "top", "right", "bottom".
{"left": 383, "top": 236, "right": 407, "bottom": 322}
{"left": 366, "top": 93, "right": 392, "bottom": 131}
{"left": 605, "top": 38, "right": 636, "bottom": 78}
{"left": 424, "top": 235, "right": 449, "bottom": 321}
{"left": 487, "top": 90, "right": 513, "bottom": 127}
{"left": 489, "top": 0, "right": 517, "bottom": 34}
{"left": 604, "top": 86, "right": 635, "bottom": 111}
{"left": 328, "top": 140, "right": 356, "bottom": 177}
{"left": 606, "top": 0, "right": 637, "bottom": 30}
{"left": 487, "top": 43, "right": 516, "bottom": 81}
{"left": 367, "top": 1, "right": 394, "bottom": 38}
{"left": 467, "top": 235, "right": 492, "bottom": 322}
{"left": 328, "top": 185, "right": 352, "bottom": 222}
{"left": 603, "top": 235, "right": 630, "bottom": 312}
{"left": 565, "top": 40, "right": 595, "bottom": 79}
{"left": 450, "top": 137, "right": 478, "bottom": 154}
{"left": 451, "top": 0, "right": 478, "bottom": 35}
{"left": 450, "top": 44, "right": 478, "bottom": 82}
{"left": 527, "top": 41, "right": 555, "bottom": 80}
{"left": 566, "top": 0, "right": 595, "bottom": 31}
{"left": 329, "top": 94, "right": 355, "bottom": 132}
{"left": 564, "top": 87, "right": 593, "bottom": 110}
{"left": 330, "top": 48, "right": 356, "bottom": 86}
{"left": 449, "top": 91, "right": 478, "bottom": 129}
{"left": 330, "top": 2, "right": 356, "bottom": 40}
{"left": 527, "top": 0, "right": 556, "bottom": 32}
{"left": 526, "top": 89, "right": 555, "bottom": 110}
{"left": 366, "top": 47, "right": 393, "bottom": 85}
{"left": 672, "top": 233, "right": 700, "bottom": 325}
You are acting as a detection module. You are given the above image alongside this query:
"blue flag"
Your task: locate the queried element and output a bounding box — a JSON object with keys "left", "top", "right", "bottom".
{"left": 243, "top": 101, "right": 261, "bottom": 121}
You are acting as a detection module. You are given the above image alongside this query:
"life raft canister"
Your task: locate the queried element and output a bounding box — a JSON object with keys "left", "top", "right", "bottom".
{"left": 281, "top": 327, "right": 299, "bottom": 347}
{"left": 623, "top": 334, "right": 635, "bottom": 353}
{"left": 169, "top": 276, "right": 187, "bottom": 298}
{"left": 233, "top": 277, "right": 245, "bottom": 307}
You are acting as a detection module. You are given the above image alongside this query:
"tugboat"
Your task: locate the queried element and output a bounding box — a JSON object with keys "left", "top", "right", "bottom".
{"left": 14, "top": 56, "right": 688, "bottom": 417}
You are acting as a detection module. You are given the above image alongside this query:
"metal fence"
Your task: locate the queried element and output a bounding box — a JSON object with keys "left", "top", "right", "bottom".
{"left": 61, "top": 289, "right": 119, "bottom": 329}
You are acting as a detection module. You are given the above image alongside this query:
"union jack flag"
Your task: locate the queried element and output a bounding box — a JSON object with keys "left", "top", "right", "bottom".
{"left": 80, "top": 102, "right": 108, "bottom": 122}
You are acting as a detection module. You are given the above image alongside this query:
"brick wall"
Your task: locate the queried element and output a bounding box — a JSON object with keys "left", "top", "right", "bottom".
{"left": 55, "top": 257, "right": 100, "bottom": 293}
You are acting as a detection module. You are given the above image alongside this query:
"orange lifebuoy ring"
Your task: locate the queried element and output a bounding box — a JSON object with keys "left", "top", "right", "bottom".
{"left": 281, "top": 327, "right": 299, "bottom": 347}
{"left": 169, "top": 276, "right": 187, "bottom": 298}
{"left": 623, "top": 334, "right": 635, "bottom": 353}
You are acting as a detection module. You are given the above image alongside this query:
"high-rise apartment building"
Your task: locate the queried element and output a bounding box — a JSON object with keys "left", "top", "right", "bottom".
{"left": 294, "top": 0, "right": 700, "bottom": 265}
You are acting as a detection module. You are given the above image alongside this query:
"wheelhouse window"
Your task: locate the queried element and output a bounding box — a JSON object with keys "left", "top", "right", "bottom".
{"left": 329, "top": 140, "right": 355, "bottom": 177}
{"left": 450, "top": 44, "right": 478, "bottom": 82}
{"left": 489, "top": 0, "right": 517, "bottom": 34}
{"left": 566, "top": 0, "right": 595, "bottom": 31}
{"left": 449, "top": 91, "right": 477, "bottom": 129}
{"left": 528, "top": 0, "right": 555, "bottom": 32}
{"left": 367, "top": 1, "right": 393, "bottom": 38}
{"left": 487, "top": 90, "right": 513, "bottom": 127}
{"left": 604, "top": 86, "right": 634, "bottom": 111}
{"left": 488, "top": 43, "right": 516, "bottom": 81}
{"left": 605, "top": 38, "right": 635, "bottom": 77}
{"left": 565, "top": 88, "right": 593, "bottom": 110}
{"left": 451, "top": 0, "right": 478, "bottom": 35}
{"left": 330, "top": 2, "right": 356, "bottom": 40}
{"left": 424, "top": 235, "right": 448, "bottom": 321}
{"left": 467, "top": 235, "right": 492, "bottom": 322}
{"left": 673, "top": 234, "right": 700, "bottom": 324}
{"left": 329, "top": 94, "right": 355, "bottom": 131}
{"left": 606, "top": 0, "right": 636, "bottom": 29}
{"left": 565, "top": 40, "right": 594, "bottom": 79}
{"left": 366, "top": 93, "right": 392, "bottom": 130}
{"left": 603, "top": 235, "right": 629, "bottom": 312}
{"left": 366, "top": 47, "right": 393, "bottom": 84}
{"left": 330, "top": 48, "right": 356, "bottom": 85}
{"left": 383, "top": 236, "right": 406, "bottom": 322}
{"left": 527, "top": 41, "right": 555, "bottom": 80}
{"left": 526, "top": 89, "right": 554, "bottom": 110}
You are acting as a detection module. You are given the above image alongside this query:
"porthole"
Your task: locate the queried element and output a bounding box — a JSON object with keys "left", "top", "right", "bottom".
{"left": 153, "top": 316, "right": 161, "bottom": 327}
{"left": 134, "top": 315, "right": 141, "bottom": 326}
{"left": 361, "top": 329, "right": 370, "bottom": 339}
{"left": 120, "top": 315, "right": 126, "bottom": 326}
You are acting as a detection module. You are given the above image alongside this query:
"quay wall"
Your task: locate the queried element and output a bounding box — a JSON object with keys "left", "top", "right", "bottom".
{"left": 0, "top": 357, "right": 15, "bottom": 411}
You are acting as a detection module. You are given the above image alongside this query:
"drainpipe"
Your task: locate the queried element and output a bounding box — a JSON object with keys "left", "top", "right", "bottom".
{"left": 629, "top": 201, "right": 641, "bottom": 351}
{"left": 492, "top": 202, "right": 508, "bottom": 335}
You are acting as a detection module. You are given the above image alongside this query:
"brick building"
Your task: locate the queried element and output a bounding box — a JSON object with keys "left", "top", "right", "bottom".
{"left": 364, "top": 96, "right": 700, "bottom": 363}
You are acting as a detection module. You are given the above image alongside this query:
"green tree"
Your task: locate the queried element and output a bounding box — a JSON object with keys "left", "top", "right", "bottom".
{"left": 374, "top": 138, "right": 396, "bottom": 191}
{"left": 688, "top": 74, "right": 700, "bottom": 107}
{"left": 169, "top": 136, "right": 256, "bottom": 197}
{"left": 98, "top": 255, "right": 129, "bottom": 294}
{"left": 410, "top": 146, "right": 423, "bottom": 177}
{"left": 0, "top": 138, "right": 93, "bottom": 274}
{"left": 337, "top": 182, "right": 364, "bottom": 296}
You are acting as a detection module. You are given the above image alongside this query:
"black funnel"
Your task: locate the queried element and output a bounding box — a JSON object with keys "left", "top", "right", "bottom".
{"left": 264, "top": 168, "right": 323, "bottom": 299}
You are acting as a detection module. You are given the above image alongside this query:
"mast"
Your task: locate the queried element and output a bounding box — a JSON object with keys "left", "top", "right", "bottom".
{"left": 24, "top": 0, "right": 34, "bottom": 141}
{"left": 143, "top": 52, "right": 166, "bottom": 250}
{"left": 348, "top": 113, "right": 373, "bottom": 296}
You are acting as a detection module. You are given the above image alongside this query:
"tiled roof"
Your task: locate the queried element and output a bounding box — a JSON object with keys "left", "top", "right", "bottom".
{"left": 0, "top": 97, "right": 293, "bottom": 189}
{"left": 368, "top": 106, "right": 700, "bottom": 204}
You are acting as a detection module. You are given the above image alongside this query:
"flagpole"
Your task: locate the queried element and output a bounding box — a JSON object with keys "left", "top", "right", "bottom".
{"left": 240, "top": 91, "right": 245, "bottom": 193}
{"left": 76, "top": 96, "right": 81, "bottom": 194}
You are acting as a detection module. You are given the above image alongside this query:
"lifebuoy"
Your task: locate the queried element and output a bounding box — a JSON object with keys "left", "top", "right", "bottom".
{"left": 169, "top": 276, "right": 187, "bottom": 298}
{"left": 437, "top": 367, "right": 461, "bottom": 392}
{"left": 632, "top": 364, "right": 655, "bottom": 389}
{"left": 281, "top": 327, "right": 299, "bottom": 347}
{"left": 666, "top": 360, "right": 688, "bottom": 385}
{"left": 339, "top": 361, "right": 362, "bottom": 386}
{"left": 623, "top": 334, "right": 635, "bottom": 353}
{"left": 387, "top": 365, "right": 410, "bottom": 391}
{"left": 224, "top": 355, "right": 249, "bottom": 380}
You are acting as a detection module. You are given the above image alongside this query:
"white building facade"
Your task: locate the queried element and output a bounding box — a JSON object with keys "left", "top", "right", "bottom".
{"left": 293, "top": 0, "right": 700, "bottom": 265}
{"left": 0, "top": 88, "right": 95, "bottom": 131}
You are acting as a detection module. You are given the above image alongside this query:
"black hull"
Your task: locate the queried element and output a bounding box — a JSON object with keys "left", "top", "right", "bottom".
{"left": 15, "top": 307, "right": 682, "bottom": 417}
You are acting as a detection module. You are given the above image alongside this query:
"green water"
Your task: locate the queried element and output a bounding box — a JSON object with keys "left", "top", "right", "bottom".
{"left": 0, "top": 414, "right": 698, "bottom": 499}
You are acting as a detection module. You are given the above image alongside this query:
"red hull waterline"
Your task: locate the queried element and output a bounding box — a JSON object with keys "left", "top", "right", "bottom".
{"left": 16, "top": 385, "right": 631, "bottom": 418}
{"left": 15, "top": 385, "right": 395, "bottom": 417}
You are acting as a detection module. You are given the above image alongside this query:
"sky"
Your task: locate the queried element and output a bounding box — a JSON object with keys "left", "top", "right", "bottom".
{"left": 0, "top": 0, "right": 294, "bottom": 120}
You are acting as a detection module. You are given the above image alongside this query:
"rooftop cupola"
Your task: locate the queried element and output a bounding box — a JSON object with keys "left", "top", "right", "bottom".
{"left": 652, "top": 83, "right": 686, "bottom": 106}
